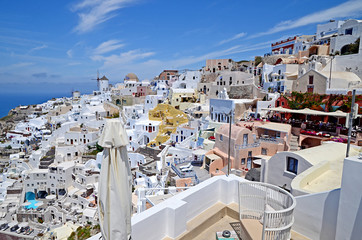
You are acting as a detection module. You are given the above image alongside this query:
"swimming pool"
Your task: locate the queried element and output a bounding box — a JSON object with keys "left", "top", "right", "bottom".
{"left": 24, "top": 200, "right": 40, "bottom": 210}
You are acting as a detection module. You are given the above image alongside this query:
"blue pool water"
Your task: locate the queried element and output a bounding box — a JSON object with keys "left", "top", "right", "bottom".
{"left": 24, "top": 200, "right": 40, "bottom": 210}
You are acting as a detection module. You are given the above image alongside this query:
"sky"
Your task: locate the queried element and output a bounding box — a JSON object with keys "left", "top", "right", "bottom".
{"left": 1, "top": 0, "right": 362, "bottom": 94}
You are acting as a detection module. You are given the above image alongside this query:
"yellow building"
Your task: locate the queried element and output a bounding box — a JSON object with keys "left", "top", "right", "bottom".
{"left": 148, "top": 104, "right": 188, "bottom": 147}
{"left": 169, "top": 88, "right": 198, "bottom": 110}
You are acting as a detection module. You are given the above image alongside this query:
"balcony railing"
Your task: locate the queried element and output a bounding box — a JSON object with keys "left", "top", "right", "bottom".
{"left": 258, "top": 136, "right": 284, "bottom": 144}
{"left": 235, "top": 142, "right": 261, "bottom": 150}
{"left": 238, "top": 182, "right": 296, "bottom": 240}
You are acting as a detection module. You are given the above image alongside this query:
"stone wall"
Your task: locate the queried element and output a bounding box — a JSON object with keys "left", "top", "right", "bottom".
{"left": 228, "top": 85, "right": 266, "bottom": 99}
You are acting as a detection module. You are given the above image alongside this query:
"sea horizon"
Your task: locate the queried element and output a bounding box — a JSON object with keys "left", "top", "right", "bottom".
{"left": 0, "top": 82, "right": 97, "bottom": 118}
{"left": 0, "top": 92, "right": 72, "bottom": 118}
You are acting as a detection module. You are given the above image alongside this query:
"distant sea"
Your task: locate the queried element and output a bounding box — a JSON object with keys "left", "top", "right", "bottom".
{"left": 0, "top": 81, "right": 96, "bottom": 118}
{"left": 0, "top": 92, "right": 73, "bottom": 118}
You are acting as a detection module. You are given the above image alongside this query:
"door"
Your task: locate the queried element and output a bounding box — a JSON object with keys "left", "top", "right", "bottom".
{"left": 307, "top": 85, "right": 314, "bottom": 93}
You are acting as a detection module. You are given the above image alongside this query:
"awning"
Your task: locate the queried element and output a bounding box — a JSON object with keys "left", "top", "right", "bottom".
{"left": 257, "top": 122, "right": 291, "bottom": 132}
{"left": 262, "top": 107, "right": 350, "bottom": 117}
{"left": 253, "top": 159, "right": 262, "bottom": 165}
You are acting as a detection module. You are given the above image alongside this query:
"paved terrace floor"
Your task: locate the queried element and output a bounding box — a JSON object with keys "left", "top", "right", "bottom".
{"left": 162, "top": 202, "right": 310, "bottom": 240}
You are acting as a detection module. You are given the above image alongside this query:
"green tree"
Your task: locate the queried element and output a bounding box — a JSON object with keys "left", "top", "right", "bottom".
{"left": 254, "top": 56, "right": 262, "bottom": 67}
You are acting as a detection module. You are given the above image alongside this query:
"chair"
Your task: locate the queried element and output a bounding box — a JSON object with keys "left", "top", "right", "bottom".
{"left": 181, "top": 166, "right": 193, "bottom": 172}
{"left": 180, "top": 163, "right": 192, "bottom": 169}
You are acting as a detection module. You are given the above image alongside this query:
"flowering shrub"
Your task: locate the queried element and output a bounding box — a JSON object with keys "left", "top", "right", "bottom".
{"left": 330, "top": 136, "right": 348, "bottom": 143}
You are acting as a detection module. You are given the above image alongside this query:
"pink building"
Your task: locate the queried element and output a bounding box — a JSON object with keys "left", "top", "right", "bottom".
{"left": 205, "top": 121, "right": 291, "bottom": 176}
{"left": 136, "top": 86, "right": 151, "bottom": 97}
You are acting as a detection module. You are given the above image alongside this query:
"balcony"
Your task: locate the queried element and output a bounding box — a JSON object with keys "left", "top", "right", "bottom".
{"left": 235, "top": 142, "right": 261, "bottom": 150}
{"left": 258, "top": 135, "right": 284, "bottom": 144}
{"left": 129, "top": 175, "right": 296, "bottom": 240}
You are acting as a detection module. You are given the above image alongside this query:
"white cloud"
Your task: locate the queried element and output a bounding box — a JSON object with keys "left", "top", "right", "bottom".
{"left": 67, "top": 49, "right": 73, "bottom": 58}
{"left": 91, "top": 49, "right": 155, "bottom": 66}
{"left": 93, "top": 39, "right": 125, "bottom": 55}
{"left": 72, "top": 0, "right": 134, "bottom": 33}
{"left": 28, "top": 44, "right": 48, "bottom": 54}
{"left": 218, "top": 32, "right": 247, "bottom": 45}
{"left": 91, "top": 42, "right": 271, "bottom": 81}
{"left": 249, "top": 0, "right": 362, "bottom": 39}
{"left": 68, "top": 62, "right": 81, "bottom": 66}
{"left": 0, "top": 62, "right": 35, "bottom": 72}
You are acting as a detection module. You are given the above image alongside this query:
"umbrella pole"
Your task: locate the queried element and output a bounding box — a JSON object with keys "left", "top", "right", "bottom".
{"left": 346, "top": 89, "right": 356, "bottom": 157}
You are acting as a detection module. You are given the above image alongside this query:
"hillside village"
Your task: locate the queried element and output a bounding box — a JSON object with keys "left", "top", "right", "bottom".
{"left": 0, "top": 19, "right": 362, "bottom": 240}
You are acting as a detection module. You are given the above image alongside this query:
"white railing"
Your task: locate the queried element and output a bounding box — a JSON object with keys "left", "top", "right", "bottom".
{"left": 239, "top": 182, "right": 296, "bottom": 240}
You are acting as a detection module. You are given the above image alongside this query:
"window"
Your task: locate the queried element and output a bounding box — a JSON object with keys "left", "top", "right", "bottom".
{"left": 345, "top": 28, "right": 353, "bottom": 35}
{"left": 261, "top": 148, "right": 267, "bottom": 155}
{"left": 241, "top": 158, "right": 245, "bottom": 165}
{"left": 309, "top": 75, "right": 314, "bottom": 84}
{"left": 287, "top": 157, "right": 298, "bottom": 174}
{"left": 220, "top": 134, "right": 223, "bottom": 141}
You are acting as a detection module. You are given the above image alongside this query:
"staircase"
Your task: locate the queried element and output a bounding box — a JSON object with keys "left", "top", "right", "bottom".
{"left": 290, "top": 135, "right": 300, "bottom": 151}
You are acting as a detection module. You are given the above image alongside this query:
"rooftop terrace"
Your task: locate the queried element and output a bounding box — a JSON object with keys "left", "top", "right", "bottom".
{"left": 90, "top": 175, "right": 298, "bottom": 240}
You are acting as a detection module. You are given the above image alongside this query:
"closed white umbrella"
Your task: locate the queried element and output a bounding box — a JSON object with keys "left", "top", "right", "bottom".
{"left": 98, "top": 119, "right": 131, "bottom": 240}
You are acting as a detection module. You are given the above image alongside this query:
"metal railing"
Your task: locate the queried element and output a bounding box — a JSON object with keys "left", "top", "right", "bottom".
{"left": 235, "top": 142, "right": 261, "bottom": 150}
{"left": 238, "top": 182, "right": 296, "bottom": 240}
{"left": 258, "top": 137, "right": 284, "bottom": 144}
{"left": 171, "top": 164, "right": 199, "bottom": 185}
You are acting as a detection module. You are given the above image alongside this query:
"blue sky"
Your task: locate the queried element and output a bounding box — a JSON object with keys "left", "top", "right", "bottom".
{"left": 1, "top": 0, "right": 362, "bottom": 93}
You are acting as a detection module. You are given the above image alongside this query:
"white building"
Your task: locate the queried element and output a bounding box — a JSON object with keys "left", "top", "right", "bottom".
{"left": 261, "top": 142, "right": 360, "bottom": 191}
{"left": 145, "top": 95, "right": 164, "bottom": 112}
{"left": 64, "top": 125, "right": 100, "bottom": 146}
{"left": 262, "top": 63, "right": 299, "bottom": 93}
{"left": 330, "top": 19, "right": 362, "bottom": 54}
{"left": 172, "top": 70, "right": 201, "bottom": 89}
{"left": 170, "top": 125, "right": 197, "bottom": 144}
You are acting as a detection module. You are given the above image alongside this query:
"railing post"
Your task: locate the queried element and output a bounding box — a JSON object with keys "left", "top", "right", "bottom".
{"left": 262, "top": 187, "right": 267, "bottom": 240}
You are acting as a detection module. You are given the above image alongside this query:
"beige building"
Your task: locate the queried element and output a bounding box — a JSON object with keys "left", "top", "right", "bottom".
{"left": 293, "top": 69, "right": 361, "bottom": 94}
{"left": 198, "top": 71, "right": 255, "bottom": 99}
{"left": 168, "top": 88, "right": 198, "bottom": 110}
{"left": 204, "top": 59, "right": 235, "bottom": 73}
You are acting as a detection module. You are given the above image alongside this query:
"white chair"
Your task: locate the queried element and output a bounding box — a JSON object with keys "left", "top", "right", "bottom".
{"left": 180, "top": 163, "right": 192, "bottom": 169}
{"left": 181, "top": 166, "right": 193, "bottom": 172}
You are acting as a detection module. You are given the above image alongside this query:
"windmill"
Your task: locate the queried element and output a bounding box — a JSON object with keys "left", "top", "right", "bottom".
{"left": 91, "top": 70, "right": 100, "bottom": 90}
